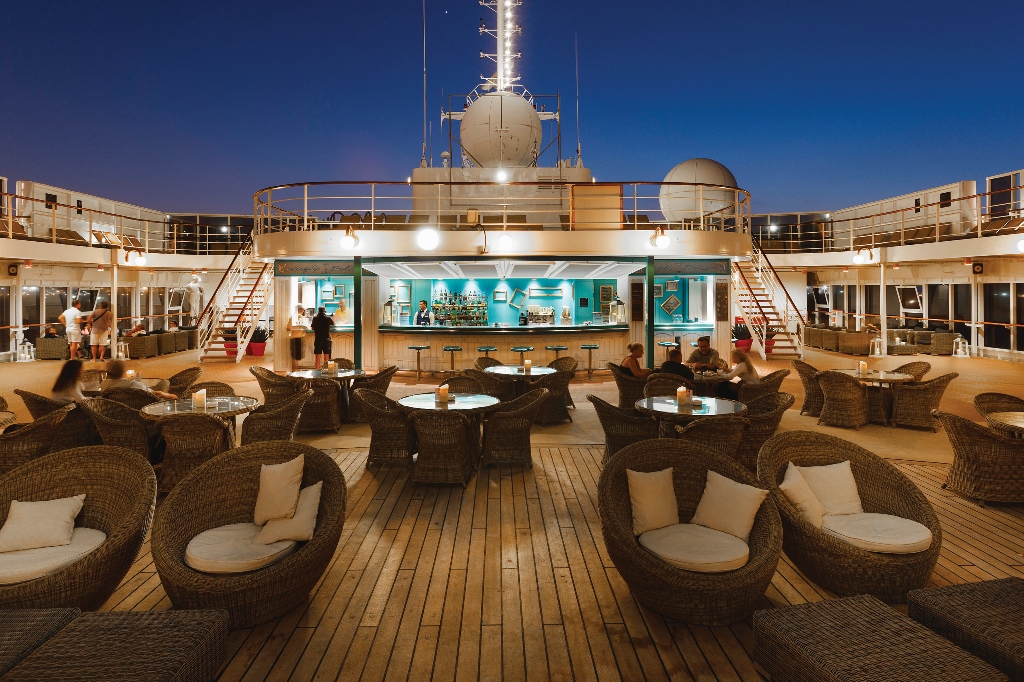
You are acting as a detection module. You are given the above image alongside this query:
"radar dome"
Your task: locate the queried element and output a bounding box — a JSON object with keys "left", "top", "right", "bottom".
{"left": 659, "top": 158, "right": 738, "bottom": 224}
{"left": 460, "top": 92, "right": 542, "bottom": 168}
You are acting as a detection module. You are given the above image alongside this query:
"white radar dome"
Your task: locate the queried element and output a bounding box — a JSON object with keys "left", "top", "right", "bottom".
{"left": 460, "top": 91, "right": 542, "bottom": 168}
{"left": 659, "top": 158, "right": 739, "bottom": 224}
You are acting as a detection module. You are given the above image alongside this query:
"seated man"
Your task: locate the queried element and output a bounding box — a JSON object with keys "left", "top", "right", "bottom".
{"left": 100, "top": 359, "right": 177, "bottom": 400}
{"left": 123, "top": 323, "right": 146, "bottom": 337}
{"left": 659, "top": 348, "right": 694, "bottom": 380}
{"left": 43, "top": 326, "right": 59, "bottom": 338}
{"left": 686, "top": 336, "right": 723, "bottom": 371}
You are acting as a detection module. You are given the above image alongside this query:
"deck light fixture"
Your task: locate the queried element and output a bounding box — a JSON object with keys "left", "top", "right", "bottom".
{"left": 417, "top": 228, "right": 439, "bottom": 250}
{"left": 339, "top": 227, "right": 359, "bottom": 250}
{"left": 497, "top": 233, "right": 514, "bottom": 250}
{"left": 1017, "top": 238, "right": 1024, "bottom": 253}
{"left": 651, "top": 226, "right": 669, "bottom": 249}
{"left": 964, "top": 257, "right": 972, "bottom": 266}
{"left": 23, "top": 259, "right": 32, "bottom": 268}
{"left": 495, "top": 169, "right": 508, "bottom": 183}
{"left": 852, "top": 248, "right": 874, "bottom": 265}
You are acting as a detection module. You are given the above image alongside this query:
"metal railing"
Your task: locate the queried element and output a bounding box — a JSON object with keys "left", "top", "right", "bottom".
{"left": 197, "top": 237, "right": 256, "bottom": 353}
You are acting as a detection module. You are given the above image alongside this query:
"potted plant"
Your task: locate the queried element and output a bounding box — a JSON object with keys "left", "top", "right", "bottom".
{"left": 222, "top": 327, "right": 238, "bottom": 352}
{"left": 733, "top": 324, "right": 753, "bottom": 352}
{"left": 247, "top": 326, "right": 269, "bottom": 356}
{"left": 764, "top": 330, "right": 777, "bottom": 355}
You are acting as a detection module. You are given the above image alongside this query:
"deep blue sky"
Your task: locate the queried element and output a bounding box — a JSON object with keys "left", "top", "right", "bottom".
{"left": 2, "top": 0, "right": 1021, "bottom": 214}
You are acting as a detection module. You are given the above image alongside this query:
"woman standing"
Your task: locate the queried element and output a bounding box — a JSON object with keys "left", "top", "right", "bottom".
{"left": 620, "top": 343, "right": 653, "bottom": 379}
{"left": 716, "top": 349, "right": 760, "bottom": 399}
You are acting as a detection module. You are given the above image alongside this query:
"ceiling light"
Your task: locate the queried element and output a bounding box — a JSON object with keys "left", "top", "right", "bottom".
{"left": 219, "top": 226, "right": 228, "bottom": 233}
{"left": 843, "top": 267, "right": 849, "bottom": 272}
{"left": 964, "top": 257, "right": 972, "bottom": 266}
{"left": 853, "top": 253, "right": 864, "bottom": 264}
{"left": 769, "top": 225, "right": 778, "bottom": 232}
{"left": 497, "top": 233, "right": 514, "bottom": 250}
{"left": 892, "top": 262, "right": 900, "bottom": 269}
{"left": 495, "top": 169, "right": 508, "bottom": 183}
{"left": 651, "top": 226, "right": 669, "bottom": 249}
{"left": 97, "top": 264, "right": 104, "bottom": 272}
{"left": 417, "top": 228, "right": 439, "bottom": 250}
{"left": 339, "top": 227, "right": 359, "bottom": 250}
{"left": 201, "top": 268, "right": 208, "bottom": 274}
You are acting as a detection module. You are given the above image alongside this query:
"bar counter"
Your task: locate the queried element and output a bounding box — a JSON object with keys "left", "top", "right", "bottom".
{"left": 296, "top": 326, "right": 354, "bottom": 368}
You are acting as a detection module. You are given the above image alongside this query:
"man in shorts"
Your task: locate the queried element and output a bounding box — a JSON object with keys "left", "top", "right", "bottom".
{"left": 87, "top": 300, "right": 113, "bottom": 362}
{"left": 59, "top": 299, "right": 84, "bottom": 359}
{"left": 311, "top": 306, "right": 333, "bottom": 369}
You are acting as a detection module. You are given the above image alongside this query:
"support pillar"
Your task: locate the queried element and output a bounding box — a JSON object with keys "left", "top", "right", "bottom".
{"left": 879, "top": 261, "right": 888, "bottom": 356}
{"left": 645, "top": 256, "right": 655, "bottom": 370}
{"left": 354, "top": 256, "right": 362, "bottom": 370}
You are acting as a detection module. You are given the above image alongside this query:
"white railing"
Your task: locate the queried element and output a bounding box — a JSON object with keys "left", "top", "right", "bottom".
{"left": 197, "top": 238, "right": 255, "bottom": 354}
{"left": 231, "top": 263, "right": 273, "bottom": 361}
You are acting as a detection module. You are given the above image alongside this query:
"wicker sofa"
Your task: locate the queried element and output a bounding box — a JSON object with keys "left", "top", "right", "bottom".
{"left": 35, "top": 337, "right": 69, "bottom": 360}
{"left": 837, "top": 331, "right": 876, "bottom": 355}
{"left": 127, "top": 335, "right": 159, "bottom": 359}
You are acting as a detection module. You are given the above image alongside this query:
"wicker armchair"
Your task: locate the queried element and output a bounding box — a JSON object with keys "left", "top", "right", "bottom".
{"left": 79, "top": 369, "right": 106, "bottom": 389}
{"left": 0, "top": 446, "right": 156, "bottom": 610}
{"left": 0, "top": 404, "right": 74, "bottom": 475}
{"left": 973, "top": 392, "right": 1024, "bottom": 418}
{"left": 838, "top": 331, "right": 875, "bottom": 355}
{"left": 757, "top": 430, "right": 941, "bottom": 603}
{"left": 151, "top": 442, "right": 346, "bottom": 629}
{"left": 101, "top": 387, "right": 159, "bottom": 410}
{"left": 347, "top": 366, "right": 398, "bottom": 422}
{"left": 737, "top": 369, "right": 790, "bottom": 404}
{"left": 528, "top": 371, "right": 573, "bottom": 425}
{"left": 166, "top": 367, "right": 203, "bottom": 397}
{"left": 35, "top": 336, "right": 69, "bottom": 360}
{"left": 0, "top": 396, "right": 7, "bottom": 412}
{"left": 240, "top": 389, "right": 312, "bottom": 446}
{"left": 80, "top": 398, "right": 152, "bottom": 461}
{"left": 599, "top": 438, "right": 782, "bottom": 625}
{"left": 410, "top": 411, "right": 475, "bottom": 486}
{"left": 644, "top": 374, "right": 696, "bottom": 398}
{"left": 933, "top": 410, "right": 1024, "bottom": 503}
{"left": 14, "top": 389, "right": 101, "bottom": 452}
{"left": 820, "top": 329, "right": 839, "bottom": 351}
{"left": 250, "top": 366, "right": 298, "bottom": 407}
{"left": 474, "top": 357, "right": 503, "bottom": 371}
{"left": 296, "top": 378, "right": 342, "bottom": 433}
{"left": 465, "top": 368, "right": 516, "bottom": 402}
{"left": 156, "top": 414, "right": 233, "bottom": 494}
{"left": 805, "top": 327, "right": 823, "bottom": 348}
{"left": 156, "top": 333, "right": 176, "bottom": 355}
{"left": 174, "top": 329, "right": 189, "bottom": 351}
{"left": 735, "top": 392, "right": 795, "bottom": 472}
{"left": 890, "top": 373, "right": 958, "bottom": 431}
{"left": 352, "top": 388, "right": 416, "bottom": 468}
{"left": 674, "top": 416, "right": 750, "bottom": 459}
{"left": 893, "top": 361, "right": 931, "bottom": 381}
{"left": 481, "top": 389, "right": 548, "bottom": 468}
{"left": 588, "top": 395, "right": 660, "bottom": 464}
{"left": 548, "top": 356, "right": 578, "bottom": 407}
{"left": 127, "top": 335, "right": 158, "bottom": 359}
{"left": 792, "top": 360, "right": 824, "bottom": 417}
{"left": 817, "top": 371, "right": 868, "bottom": 429}
{"left": 928, "top": 332, "right": 959, "bottom": 356}
{"left": 331, "top": 357, "right": 355, "bottom": 370}
{"left": 608, "top": 363, "right": 648, "bottom": 409}
{"left": 440, "top": 376, "right": 484, "bottom": 394}
{"left": 184, "top": 381, "right": 236, "bottom": 398}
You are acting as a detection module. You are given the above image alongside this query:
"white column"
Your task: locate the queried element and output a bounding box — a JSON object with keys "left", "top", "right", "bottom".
{"left": 879, "top": 262, "right": 887, "bottom": 355}
{"left": 273, "top": 276, "right": 293, "bottom": 373}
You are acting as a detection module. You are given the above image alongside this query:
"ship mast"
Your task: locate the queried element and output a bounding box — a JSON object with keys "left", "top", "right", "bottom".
{"left": 479, "top": 0, "right": 522, "bottom": 91}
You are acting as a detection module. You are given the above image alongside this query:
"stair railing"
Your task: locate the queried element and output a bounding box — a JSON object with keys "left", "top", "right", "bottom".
{"left": 750, "top": 242, "right": 805, "bottom": 356}
{"left": 197, "top": 236, "right": 255, "bottom": 355}
{"left": 733, "top": 264, "right": 769, "bottom": 360}
{"left": 232, "top": 263, "right": 273, "bottom": 361}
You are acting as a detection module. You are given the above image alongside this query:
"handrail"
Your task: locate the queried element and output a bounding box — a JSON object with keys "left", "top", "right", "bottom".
{"left": 235, "top": 263, "right": 269, "bottom": 327}
{"left": 753, "top": 243, "right": 806, "bottom": 327}
{"left": 196, "top": 236, "right": 250, "bottom": 331}
{"left": 733, "top": 264, "right": 773, "bottom": 357}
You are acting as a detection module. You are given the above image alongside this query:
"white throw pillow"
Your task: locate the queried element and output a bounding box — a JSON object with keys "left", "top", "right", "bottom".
{"left": 254, "top": 455, "right": 304, "bottom": 526}
{"left": 254, "top": 482, "right": 322, "bottom": 545}
{"left": 821, "top": 513, "right": 933, "bottom": 554}
{"left": 795, "top": 461, "right": 863, "bottom": 516}
{"left": 626, "top": 468, "right": 679, "bottom": 536}
{"left": 778, "top": 463, "right": 825, "bottom": 528}
{"left": 639, "top": 523, "right": 749, "bottom": 573}
{"left": 690, "top": 470, "right": 768, "bottom": 543}
{"left": 0, "top": 494, "right": 86, "bottom": 553}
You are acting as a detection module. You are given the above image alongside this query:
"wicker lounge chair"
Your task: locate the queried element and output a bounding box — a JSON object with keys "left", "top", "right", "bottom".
{"left": 14, "top": 389, "right": 101, "bottom": 452}
{"left": 296, "top": 378, "right": 342, "bottom": 433}
{"left": 474, "top": 356, "right": 503, "bottom": 371}
{"left": 466, "top": 368, "right": 515, "bottom": 402}
{"left": 353, "top": 388, "right": 416, "bottom": 468}
{"left": 644, "top": 374, "right": 696, "bottom": 397}
{"left": 675, "top": 415, "right": 750, "bottom": 459}
{"left": 166, "top": 367, "right": 203, "bottom": 397}
{"left": 126, "top": 335, "right": 158, "bottom": 359}
{"left": 837, "top": 331, "right": 875, "bottom": 355}
{"left": 480, "top": 389, "right": 548, "bottom": 468}
{"left": 101, "top": 387, "right": 159, "bottom": 410}
{"left": 817, "top": 370, "right": 869, "bottom": 429}
{"left": 410, "top": 411, "right": 475, "bottom": 486}
{"left": 791, "top": 360, "right": 824, "bottom": 417}
{"left": 156, "top": 414, "right": 233, "bottom": 494}
{"left": 80, "top": 398, "right": 153, "bottom": 461}
{"left": 757, "top": 430, "right": 941, "bottom": 603}
{"left": 933, "top": 410, "right": 1024, "bottom": 503}
{"left": 737, "top": 369, "right": 790, "bottom": 404}
{"left": 440, "top": 376, "right": 484, "bottom": 394}
{"left": 151, "top": 442, "right": 346, "bottom": 629}
{"left": 240, "top": 389, "right": 312, "bottom": 446}
{"left": 528, "top": 371, "right": 573, "bottom": 424}
{"left": 820, "top": 328, "right": 839, "bottom": 351}
{"left": 588, "top": 395, "right": 660, "bottom": 464}
{"left": 974, "top": 392, "right": 1024, "bottom": 418}
{"left": 890, "top": 372, "right": 958, "bottom": 431}
{"left": 250, "top": 366, "right": 298, "bottom": 407}
{"left": 928, "top": 332, "right": 959, "bottom": 356}
{"left": 35, "top": 337, "right": 69, "bottom": 360}
{"left": 0, "top": 404, "right": 75, "bottom": 475}
{"left": 599, "top": 438, "right": 782, "bottom": 625}
{"left": 0, "top": 445, "right": 156, "bottom": 610}
{"left": 347, "top": 366, "right": 398, "bottom": 422}
{"left": 735, "top": 392, "right": 795, "bottom": 472}
{"left": 608, "top": 363, "right": 648, "bottom": 409}
{"left": 156, "top": 333, "right": 176, "bottom": 355}
{"left": 893, "top": 361, "right": 931, "bottom": 381}
{"left": 184, "top": 381, "right": 236, "bottom": 398}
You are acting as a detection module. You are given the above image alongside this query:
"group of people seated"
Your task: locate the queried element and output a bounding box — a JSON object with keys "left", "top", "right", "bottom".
{"left": 620, "top": 336, "right": 758, "bottom": 400}
{"left": 50, "top": 358, "right": 178, "bottom": 404}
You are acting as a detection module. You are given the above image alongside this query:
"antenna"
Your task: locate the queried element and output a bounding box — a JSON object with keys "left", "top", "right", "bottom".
{"left": 574, "top": 32, "right": 582, "bottom": 166}
{"left": 421, "top": 0, "right": 428, "bottom": 167}
{"left": 479, "top": 0, "right": 522, "bottom": 91}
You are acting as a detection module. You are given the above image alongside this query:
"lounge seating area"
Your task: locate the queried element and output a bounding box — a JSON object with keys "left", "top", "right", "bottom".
{"left": 802, "top": 323, "right": 963, "bottom": 357}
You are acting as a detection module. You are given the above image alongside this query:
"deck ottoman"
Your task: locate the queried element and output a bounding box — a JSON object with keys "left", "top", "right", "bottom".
{"left": 4, "top": 610, "right": 230, "bottom": 681}
{"left": 888, "top": 343, "right": 919, "bottom": 355}
{"left": 0, "top": 609, "right": 79, "bottom": 676}
{"left": 908, "top": 578, "right": 1024, "bottom": 681}
{"left": 753, "top": 595, "right": 1006, "bottom": 681}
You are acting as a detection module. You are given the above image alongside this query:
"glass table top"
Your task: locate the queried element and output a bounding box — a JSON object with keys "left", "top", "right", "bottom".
{"left": 397, "top": 393, "right": 501, "bottom": 411}
{"left": 287, "top": 369, "right": 367, "bottom": 380}
{"left": 835, "top": 369, "right": 913, "bottom": 382}
{"left": 141, "top": 395, "right": 260, "bottom": 417}
{"left": 635, "top": 396, "right": 746, "bottom": 417}
{"left": 484, "top": 366, "right": 556, "bottom": 376}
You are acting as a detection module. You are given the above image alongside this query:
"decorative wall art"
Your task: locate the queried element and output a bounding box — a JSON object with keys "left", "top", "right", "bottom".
{"left": 600, "top": 303, "right": 611, "bottom": 320}
{"left": 599, "top": 285, "right": 614, "bottom": 303}
{"left": 399, "top": 303, "right": 411, "bottom": 316}
{"left": 630, "top": 282, "right": 644, "bottom": 322}
{"left": 715, "top": 280, "right": 729, "bottom": 321}
{"left": 509, "top": 288, "right": 527, "bottom": 309}
{"left": 660, "top": 294, "right": 682, "bottom": 316}
{"left": 389, "top": 286, "right": 396, "bottom": 299}
{"left": 396, "top": 284, "right": 411, "bottom": 303}
{"left": 333, "top": 284, "right": 345, "bottom": 299}
{"left": 666, "top": 280, "right": 679, "bottom": 292}
{"left": 321, "top": 285, "right": 336, "bottom": 301}
{"left": 530, "top": 287, "right": 563, "bottom": 297}
{"left": 493, "top": 289, "right": 507, "bottom": 302}
{"left": 652, "top": 284, "right": 664, "bottom": 298}
{"left": 579, "top": 297, "right": 589, "bottom": 308}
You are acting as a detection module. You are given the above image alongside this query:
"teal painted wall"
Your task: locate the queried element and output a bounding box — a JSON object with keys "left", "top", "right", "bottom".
{"left": 652, "top": 276, "right": 709, "bottom": 324}
{"left": 313, "top": 277, "right": 354, "bottom": 313}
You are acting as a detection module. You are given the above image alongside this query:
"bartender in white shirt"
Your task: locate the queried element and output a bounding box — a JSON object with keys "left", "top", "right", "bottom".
{"left": 414, "top": 300, "right": 434, "bottom": 326}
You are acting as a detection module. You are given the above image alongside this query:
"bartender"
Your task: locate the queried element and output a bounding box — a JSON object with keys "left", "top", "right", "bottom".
{"left": 414, "top": 299, "right": 434, "bottom": 326}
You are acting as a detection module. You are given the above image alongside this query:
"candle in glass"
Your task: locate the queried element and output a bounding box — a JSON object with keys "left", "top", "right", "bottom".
{"left": 524, "top": 359, "right": 532, "bottom": 374}
{"left": 326, "top": 361, "right": 336, "bottom": 373}
{"left": 438, "top": 385, "right": 449, "bottom": 403}
{"left": 858, "top": 360, "right": 867, "bottom": 374}
{"left": 194, "top": 389, "right": 207, "bottom": 410}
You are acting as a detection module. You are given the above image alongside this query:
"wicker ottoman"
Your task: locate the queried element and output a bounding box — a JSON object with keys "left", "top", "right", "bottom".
{"left": 753, "top": 595, "right": 1007, "bottom": 681}
{"left": 908, "top": 578, "right": 1024, "bottom": 681}
{"left": 889, "top": 344, "right": 919, "bottom": 355}
{"left": 0, "top": 609, "right": 79, "bottom": 676}
{"left": 4, "top": 610, "right": 230, "bottom": 681}
{"left": 35, "top": 337, "right": 69, "bottom": 360}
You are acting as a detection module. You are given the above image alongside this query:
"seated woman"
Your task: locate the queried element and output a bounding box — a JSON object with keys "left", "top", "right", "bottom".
{"left": 716, "top": 349, "right": 759, "bottom": 400}
{"left": 51, "top": 359, "right": 87, "bottom": 403}
{"left": 621, "top": 343, "right": 653, "bottom": 379}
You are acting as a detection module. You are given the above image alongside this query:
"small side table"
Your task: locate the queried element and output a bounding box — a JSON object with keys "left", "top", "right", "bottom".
{"left": 545, "top": 345, "right": 568, "bottom": 360}
{"left": 511, "top": 346, "right": 534, "bottom": 365}
{"left": 657, "top": 341, "right": 679, "bottom": 360}
{"left": 409, "top": 345, "right": 430, "bottom": 381}
{"left": 477, "top": 345, "right": 497, "bottom": 357}
{"left": 581, "top": 344, "right": 599, "bottom": 380}
{"left": 443, "top": 345, "right": 462, "bottom": 373}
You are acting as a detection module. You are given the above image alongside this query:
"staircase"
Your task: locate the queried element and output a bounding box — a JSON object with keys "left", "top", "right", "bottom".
{"left": 732, "top": 243, "right": 804, "bottom": 361}
{"left": 197, "top": 237, "right": 274, "bottom": 362}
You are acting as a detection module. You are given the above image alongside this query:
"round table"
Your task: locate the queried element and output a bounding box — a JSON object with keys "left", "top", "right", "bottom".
{"left": 82, "top": 377, "right": 168, "bottom": 397}
{"left": 635, "top": 396, "right": 747, "bottom": 424}
{"left": 984, "top": 412, "right": 1024, "bottom": 437}
{"left": 397, "top": 393, "right": 500, "bottom": 413}
{"left": 286, "top": 369, "right": 366, "bottom": 380}
{"left": 484, "top": 365, "right": 556, "bottom": 377}
{"left": 141, "top": 395, "right": 260, "bottom": 419}
{"left": 690, "top": 370, "right": 728, "bottom": 396}
{"left": 836, "top": 369, "right": 914, "bottom": 384}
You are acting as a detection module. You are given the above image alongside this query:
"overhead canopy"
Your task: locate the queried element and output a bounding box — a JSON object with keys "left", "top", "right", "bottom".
{"left": 362, "top": 259, "right": 646, "bottom": 280}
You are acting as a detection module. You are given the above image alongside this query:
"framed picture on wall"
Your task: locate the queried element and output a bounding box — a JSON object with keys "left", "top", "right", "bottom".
{"left": 396, "top": 284, "right": 411, "bottom": 303}
{"left": 334, "top": 284, "right": 345, "bottom": 299}
{"left": 389, "top": 286, "right": 396, "bottom": 299}
{"left": 599, "top": 285, "right": 614, "bottom": 303}
{"left": 600, "top": 303, "right": 611, "bottom": 320}
{"left": 653, "top": 284, "right": 664, "bottom": 298}
{"left": 321, "top": 286, "right": 336, "bottom": 301}
{"left": 509, "top": 288, "right": 527, "bottom": 309}
{"left": 399, "top": 303, "right": 411, "bottom": 316}
{"left": 666, "top": 280, "right": 679, "bottom": 292}
{"left": 493, "top": 289, "right": 507, "bottom": 302}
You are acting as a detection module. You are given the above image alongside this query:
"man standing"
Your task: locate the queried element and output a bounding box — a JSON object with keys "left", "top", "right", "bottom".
{"left": 414, "top": 300, "right": 433, "bottom": 326}
{"left": 686, "top": 336, "right": 722, "bottom": 371}
{"left": 311, "top": 307, "right": 333, "bottom": 369}
{"left": 59, "top": 299, "right": 83, "bottom": 359}
{"left": 87, "top": 300, "right": 112, "bottom": 363}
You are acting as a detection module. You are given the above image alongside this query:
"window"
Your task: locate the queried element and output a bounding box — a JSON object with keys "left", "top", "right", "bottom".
{"left": 117, "top": 287, "right": 133, "bottom": 332}
{"left": 44, "top": 193, "right": 57, "bottom": 210}
{"left": 914, "top": 198, "right": 921, "bottom": 214}
{"left": 983, "top": 283, "right": 1011, "bottom": 350}
{"left": 939, "top": 191, "right": 951, "bottom": 209}
{"left": 953, "top": 284, "right": 971, "bottom": 338}
{"left": 140, "top": 288, "right": 150, "bottom": 330}
{"left": 45, "top": 287, "right": 68, "bottom": 327}
{"left": 864, "top": 285, "right": 880, "bottom": 315}
{"left": 152, "top": 287, "right": 165, "bottom": 331}
{"left": 76, "top": 199, "right": 83, "bottom": 215}
{"left": 21, "top": 286, "right": 40, "bottom": 344}
{"left": 0, "top": 287, "right": 9, "bottom": 352}
{"left": 927, "top": 284, "right": 950, "bottom": 328}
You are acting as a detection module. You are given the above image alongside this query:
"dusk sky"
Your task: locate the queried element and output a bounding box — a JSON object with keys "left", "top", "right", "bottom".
{"left": 2, "top": 0, "right": 1021, "bottom": 214}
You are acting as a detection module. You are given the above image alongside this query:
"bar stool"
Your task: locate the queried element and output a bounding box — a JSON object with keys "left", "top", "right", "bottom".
{"left": 409, "top": 345, "right": 429, "bottom": 382}
{"left": 545, "top": 345, "right": 568, "bottom": 360}
{"left": 511, "top": 346, "right": 534, "bottom": 365}
{"left": 581, "top": 343, "right": 599, "bottom": 380}
{"left": 477, "top": 345, "right": 497, "bottom": 357}
{"left": 443, "top": 345, "right": 462, "bottom": 373}
{"left": 657, "top": 340, "right": 680, "bottom": 360}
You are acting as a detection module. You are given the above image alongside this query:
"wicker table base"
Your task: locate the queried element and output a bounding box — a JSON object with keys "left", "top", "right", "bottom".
{"left": 753, "top": 595, "right": 1007, "bottom": 681}
{"left": 908, "top": 577, "right": 1024, "bottom": 680}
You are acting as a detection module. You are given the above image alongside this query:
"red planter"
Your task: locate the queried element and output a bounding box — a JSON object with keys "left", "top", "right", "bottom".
{"left": 734, "top": 339, "right": 753, "bottom": 352}
{"left": 764, "top": 339, "right": 776, "bottom": 354}
{"left": 247, "top": 342, "right": 266, "bottom": 357}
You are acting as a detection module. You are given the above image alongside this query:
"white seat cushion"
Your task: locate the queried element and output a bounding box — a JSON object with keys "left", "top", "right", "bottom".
{"left": 0, "top": 527, "right": 106, "bottom": 585}
{"left": 639, "top": 523, "right": 749, "bottom": 573}
{"left": 821, "top": 513, "right": 933, "bottom": 554}
{"left": 185, "top": 522, "right": 297, "bottom": 574}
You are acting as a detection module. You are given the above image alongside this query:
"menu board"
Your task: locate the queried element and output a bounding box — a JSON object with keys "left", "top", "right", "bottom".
{"left": 630, "top": 282, "right": 645, "bottom": 322}
{"left": 715, "top": 280, "right": 729, "bottom": 321}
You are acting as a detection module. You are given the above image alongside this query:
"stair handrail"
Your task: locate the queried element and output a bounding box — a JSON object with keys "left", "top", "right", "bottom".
{"left": 751, "top": 242, "right": 806, "bottom": 329}
{"left": 197, "top": 236, "right": 254, "bottom": 352}
{"left": 733, "top": 263, "right": 771, "bottom": 360}
{"left": 233, "top": 263, "right": 273, "bottom": 361}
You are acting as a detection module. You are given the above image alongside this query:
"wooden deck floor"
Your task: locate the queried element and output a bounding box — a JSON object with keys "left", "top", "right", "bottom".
{"left": 100, "top": 447, "right": 1024, "bottom": 681}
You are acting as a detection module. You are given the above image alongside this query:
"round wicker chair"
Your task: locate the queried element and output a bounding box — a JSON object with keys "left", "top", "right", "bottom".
{"left": 296, "top": 378, "right": 342, "bottom": 433}
{"left": 816, "top": 371, "right": 868, "bottom": 429}
{"left": 465, "top": 368, "right": 516, "bottom": 402}
{"left": 80, "top": 398, "right": 152, "bottom": 462}
{"left": 791, "top": 360, "right": 824, "bottom": 417}
{"left": 353, "top": 388, "right": 416, "bottom": 468}
{"left": 547, "top": 356, "right": 578, "bottom": 407}
{"left": 735, "top": 392, "right": 795, "bottom": 472}
{"left": 0, "top": 445, "right": 156, "bottom": 610}
{"left": 184, "top": 381, "right": 236, "bottom": 398}
{"left": 675, "top": 415, "right": 750, "bottom": 460}
{"left": 440, "top": 376, "right": 484, "bottom": 395}
{"left": 0, "top": 404, "right": 75, "bottom": 475}
{"left": 644, "top": 374, "right": 696, "bottom": 398}
{"left": 166, "top": 367, "right": 203, "bottom": 397}
{"left": 474, "top": 357, "right": 503, "bottom": 371}
{"left": 588, "top": 395, "right": 660, "bottom": 464}
{"left": 890, "top": 373, "right": 958, "bottom": 432}
{"left": 250, "top": 366, "right": 298, "bottom": 407}
{"left": 598, "top": 438, "right": 782, "bottom": 625}
{"left": 933, "top": 410, "right": 1024, "bottom": 503}
{"left": 528, "top": 371, "right": 573, "bottom": 425}
{"left": 757, "top": 430, "right": 941, "bottom": 603}
{"left": 973, "top": 392, "right": 1024, "bottom": 418}
{"left": 240, "top": 389, "right": 312, "bottom": 446}
{"left": 893, "top": 361, "right": 931, "bottom": 382}
{"left": 14, "top": 389, "right": 101, "bottom": 452}
{"left": 737, "top": 369, "right": 790, "bottom": 404}
{"left": 100, "top": 387, "right": 159, "bottom": 410}
{"left": 151, "top": 442, "right": 346, "bottom": 629}
{"left": 331, "top": 358, "right": 355, "bottom": 370}
{"left": 410, "top": 411, "right": 474, "bottom": 486}
{"left": 156, "top": 414, "right": 234, "bottom": 494}
{"left": 481, "top": 389, "right": 548, "bottom": 468}
{"left": 608, "top": 363, "right": 648, "bottom": 409}
{"left": 347, "top": 366, "right": 398, "bottom": 422}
